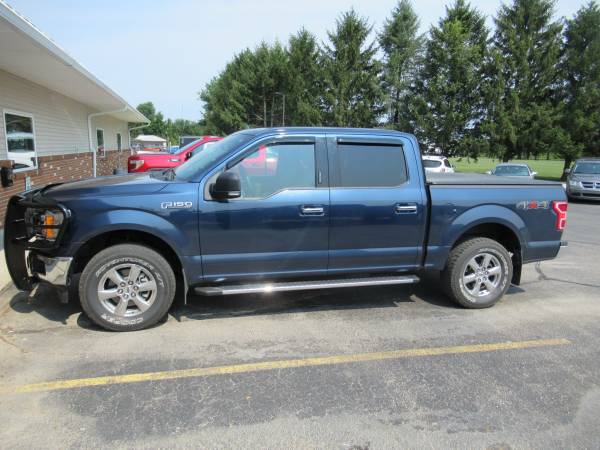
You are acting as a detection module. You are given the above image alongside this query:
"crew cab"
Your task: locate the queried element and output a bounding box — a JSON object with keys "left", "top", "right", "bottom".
{"left": 4, "top": 128, "right": 568, "bottom": 331}
{"left": 128, "top": 135, "right": 221, "bottom": 173}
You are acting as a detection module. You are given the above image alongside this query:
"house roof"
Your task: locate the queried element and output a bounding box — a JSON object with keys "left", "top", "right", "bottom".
{"left": 133, "top": 135, "right": 166, "bottom": 143}
{"left": 0, "top": 1, "right": 148, "bottom": 123}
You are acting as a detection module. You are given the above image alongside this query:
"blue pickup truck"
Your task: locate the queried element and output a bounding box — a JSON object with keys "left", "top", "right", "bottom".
{"left": 4, "top": 128, "right": 568, "bottom": 331}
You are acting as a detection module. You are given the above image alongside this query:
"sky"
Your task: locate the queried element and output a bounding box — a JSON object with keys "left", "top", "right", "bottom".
{"left": 7, "top": 0, "right": 590, "bottom": 121}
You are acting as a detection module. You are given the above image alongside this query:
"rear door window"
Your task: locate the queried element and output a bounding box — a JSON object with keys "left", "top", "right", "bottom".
{"left": 336, "top": 143, "right": 407, "bottom": 187}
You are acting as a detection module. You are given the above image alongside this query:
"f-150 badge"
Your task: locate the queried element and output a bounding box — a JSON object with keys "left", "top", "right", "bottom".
{"left": 161, "top": 201, "right": 193, "bottom": 209}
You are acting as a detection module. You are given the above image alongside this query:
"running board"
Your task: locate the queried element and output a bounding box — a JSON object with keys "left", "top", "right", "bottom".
{"left": 195, "top": 275, "right": 420, "bottom": 296}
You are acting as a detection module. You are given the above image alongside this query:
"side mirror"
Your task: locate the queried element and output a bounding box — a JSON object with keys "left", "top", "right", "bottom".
{"left": 531, "top": 171, "right": 538, "bottom": 177}
{"left": 564, "top": 168, "right": 571, "bottom": 174}
{"left": 211, "top": 171, "right": 241, "bottom": 199}
{"left": 486, "top": 170, "right": 492, "bottom": 175}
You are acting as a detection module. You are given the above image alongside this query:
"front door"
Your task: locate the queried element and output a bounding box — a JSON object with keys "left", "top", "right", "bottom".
{"left": 327, "top": 133, "right": 427, "bottom": 274}
{"left": 199, "top": 136, "right": 329, "bottom": 282}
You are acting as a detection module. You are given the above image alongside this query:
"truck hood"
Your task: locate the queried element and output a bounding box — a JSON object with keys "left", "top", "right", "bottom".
{"left": 43, "top": 173, "right": 169, "bottom": 200}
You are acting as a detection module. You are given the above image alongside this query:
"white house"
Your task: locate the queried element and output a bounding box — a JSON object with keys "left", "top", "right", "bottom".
{"left": 0, "top": 0, "right": 148, "bottom": 226}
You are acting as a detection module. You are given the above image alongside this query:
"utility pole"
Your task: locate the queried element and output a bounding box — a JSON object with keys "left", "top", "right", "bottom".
{"left": 274, "top": 92, "right": 286, "bottom": 126}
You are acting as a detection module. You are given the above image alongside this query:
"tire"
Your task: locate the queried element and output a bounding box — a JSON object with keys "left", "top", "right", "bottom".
{"left": 79, "top": 244, "right": 176, "bottom": 331}
{"left": 441, "top": 237, "right": 512, "bottom": 309}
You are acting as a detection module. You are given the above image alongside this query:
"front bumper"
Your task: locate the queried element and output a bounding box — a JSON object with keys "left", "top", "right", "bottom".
{"left": 567, "top": 185, "right": 600, "bottom": 200}
{"left": 25, "top": 250, "right": 73, "bottom": 286}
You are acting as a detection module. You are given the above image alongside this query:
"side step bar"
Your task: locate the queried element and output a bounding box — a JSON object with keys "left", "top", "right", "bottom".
{"left": 195, "top": 275, "right": 420, "bottom": 296}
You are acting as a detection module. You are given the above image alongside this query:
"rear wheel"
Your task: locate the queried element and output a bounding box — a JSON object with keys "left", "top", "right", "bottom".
{"left": 79, "top": 244, "right": 176, "bottom": 331}
{"left": 442, "top": 237, "right": 512, "bottom": 309}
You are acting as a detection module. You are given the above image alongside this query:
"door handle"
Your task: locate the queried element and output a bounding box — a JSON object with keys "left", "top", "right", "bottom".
{"left": 395, "top": 203, "right": 418, "bottom": 214}
{"left": 300, "top": 205, "right": 325, "bottom": 216}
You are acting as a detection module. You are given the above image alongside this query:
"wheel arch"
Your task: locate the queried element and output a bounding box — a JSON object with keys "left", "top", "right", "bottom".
{"left": 71, "top": 229, "right": 183, "bottom": 283}
{"left": 450, "top": 221, "right": 523, "bottom": 285}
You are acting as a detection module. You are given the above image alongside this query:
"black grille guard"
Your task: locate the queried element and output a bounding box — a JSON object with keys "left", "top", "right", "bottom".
{"left": 3, "top": 184, "right": 70, "bottom": 290}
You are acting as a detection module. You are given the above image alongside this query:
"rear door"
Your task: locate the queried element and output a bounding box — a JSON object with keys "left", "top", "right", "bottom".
{"left": 327, "top": 133, "right": 427, "bottom": 274}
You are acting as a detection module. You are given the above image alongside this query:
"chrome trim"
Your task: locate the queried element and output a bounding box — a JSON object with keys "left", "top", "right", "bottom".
{"left": 195, "top": 275, "right": 420, "bottom": 296}
{"left": 28, "top": 252, "right": 73, "bottom": 286}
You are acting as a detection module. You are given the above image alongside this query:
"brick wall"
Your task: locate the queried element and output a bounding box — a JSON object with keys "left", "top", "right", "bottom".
{"left": 0, "top": 149, "right": 130, "bottom": 227}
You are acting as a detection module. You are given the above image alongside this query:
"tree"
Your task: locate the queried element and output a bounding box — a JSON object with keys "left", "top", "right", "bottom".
{"left": 201, "top": 42, "right": 290, "bottom": 134}
{"left": 409, "top": 0, "right": 489, "bottom": 156}
{"left": 559, "top": 1, "right": 600, "bottom": 173}
{"left": 378, "top": 0, "right": 424, "bottom": 131}
{"left": 485, "top": 0, "right": 563, "bottom": 162}
{"left": 133, "top": 101, "right": 166, "bottom": 139}
{"left": 286, "top": 29, "right": 324, "bottom": 126}
{"left": 321, "top": 10, "right": 384, "bottom": 127}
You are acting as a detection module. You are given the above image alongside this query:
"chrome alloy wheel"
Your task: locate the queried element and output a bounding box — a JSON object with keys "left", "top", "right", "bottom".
{"left": 462, "top": 252, "right": 502, "bottom": 297}
{"left": 97, "top": 263, "right": 157, "bottom": 317}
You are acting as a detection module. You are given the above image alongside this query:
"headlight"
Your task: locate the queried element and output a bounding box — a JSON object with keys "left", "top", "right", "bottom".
{"left": 568, "top": 180, "right": 580, "bottom": 188}
{"left": 25, "top": 208, "right": 65, "bottom": 241}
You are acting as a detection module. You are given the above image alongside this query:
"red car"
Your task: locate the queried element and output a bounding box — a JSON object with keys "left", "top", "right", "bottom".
{"left": 128, "top": 136, "right": 221, "bottom": 173}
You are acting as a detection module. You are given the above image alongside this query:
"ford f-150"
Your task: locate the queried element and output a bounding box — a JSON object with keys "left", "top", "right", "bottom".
{"left": 4, "top": 128, "right": 568, "bottom": 331}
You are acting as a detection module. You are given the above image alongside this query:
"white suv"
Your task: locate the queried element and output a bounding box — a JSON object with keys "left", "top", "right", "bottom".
{"left": 422, "top": 155, "right": 455, "bottom": 173}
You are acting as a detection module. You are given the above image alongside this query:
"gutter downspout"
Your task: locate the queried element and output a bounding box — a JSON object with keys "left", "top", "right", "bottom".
{"left": 127, "top": 123, "right": 150, "bottom": 156}
{"left": 88, "top": 106, "right": 128, "bottom": 177}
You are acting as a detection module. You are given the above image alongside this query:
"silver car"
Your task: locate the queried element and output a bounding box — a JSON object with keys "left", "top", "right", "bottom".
{"left": 566, "top": 158, "right": 600, "bottom": 201}
{"left": 487, "top": 163, "right": 537, "bottom": 178}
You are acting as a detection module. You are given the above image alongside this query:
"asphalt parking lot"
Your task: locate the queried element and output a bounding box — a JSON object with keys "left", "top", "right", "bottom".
{"left": 0, "top": 201, "right": 599, "bottom": 449}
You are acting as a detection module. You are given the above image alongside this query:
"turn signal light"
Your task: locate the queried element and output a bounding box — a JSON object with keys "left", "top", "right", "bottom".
{"left": 552, "top": 201, "right": 568, "bottom": 231}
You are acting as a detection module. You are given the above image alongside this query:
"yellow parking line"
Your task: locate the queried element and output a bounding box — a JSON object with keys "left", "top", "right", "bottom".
{"left": 0, "top": 338, "right": 570, "bottom": 395}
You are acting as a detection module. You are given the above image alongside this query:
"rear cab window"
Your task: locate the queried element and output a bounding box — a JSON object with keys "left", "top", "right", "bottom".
{"left": 332, "top": 139, "right": 408, "bottom": 188}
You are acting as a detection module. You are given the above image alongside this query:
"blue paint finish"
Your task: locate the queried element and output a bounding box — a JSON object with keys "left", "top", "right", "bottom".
{"left": 5, "top": 127, "right": 567, "bottom": 292}
{"left": 327, "top": 132, "right": 427, "bottom": 272}
{"left": 198, "top": 188, "right": 330, "bottom": 281}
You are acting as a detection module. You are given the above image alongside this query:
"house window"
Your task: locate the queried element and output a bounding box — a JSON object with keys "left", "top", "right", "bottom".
{"left": 116, "top": 133, "right": 122, "bottom": 152}
{"left": 4, "top": 110, "right": 38, "bottom": 171}
{"left": 96, "top": 128, "right": 105, "bottom": 158}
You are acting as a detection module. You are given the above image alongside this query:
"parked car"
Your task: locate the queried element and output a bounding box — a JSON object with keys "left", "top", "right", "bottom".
{"left": 422, "top": 155, "right": 454, "bottom": 173}
{"left": 128, "top": 136, "right": 221, "bottom": 173}
{"left": 565, "top": 158, "right": 600, "bottom": 201}
{"left": 4, "top": 128, "right": 567, "bottom": 331}
{"left": 488, "top": 163, "right": 537, "bottom": 178}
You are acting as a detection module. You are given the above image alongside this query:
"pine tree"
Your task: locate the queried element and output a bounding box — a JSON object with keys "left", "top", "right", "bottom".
{"left": 409, "top": 0, "right": 489, "bottom": 156}
{"left": 286, "top": 29, "right": 324, "bottom": 126}
{"left": 201, "top": 43, "right": 290, "bottom": 134}
{"left": 321, "top": 10, "right": 384, "bottom": 127}
{"left": 378, "top": 0, "right": 424, "bottom": 131}
{"left": 559, "top": 1, "right": 600, "bottom": 172}
{"left": 486, "top": 0, "right": 563, "bottom": 161}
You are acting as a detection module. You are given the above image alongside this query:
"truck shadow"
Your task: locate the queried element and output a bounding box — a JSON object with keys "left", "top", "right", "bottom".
{"left": 7, "top": 272, "right": 524, "bottom": 331}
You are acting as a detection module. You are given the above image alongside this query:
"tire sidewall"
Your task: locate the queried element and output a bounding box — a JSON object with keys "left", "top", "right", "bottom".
{"left": 82, "top": 252, "right": 171, "bottom": 330}
{"left": 456, "top": 244, "right": 512, "bottom": 308}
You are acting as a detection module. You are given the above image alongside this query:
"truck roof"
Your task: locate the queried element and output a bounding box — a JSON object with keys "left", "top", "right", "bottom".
{"left": 240, "top": 127, "right": 416, "bottom": 139}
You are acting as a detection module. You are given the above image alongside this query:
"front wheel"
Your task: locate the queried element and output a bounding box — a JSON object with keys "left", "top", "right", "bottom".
{"left": 442, "top": 237, "right": 513, "bottom": 309}
{"left": 79, "top": 244, "right": 176, "bottom": 331}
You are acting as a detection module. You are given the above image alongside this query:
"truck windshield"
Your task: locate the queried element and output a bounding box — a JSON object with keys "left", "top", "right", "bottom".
{"left": 174, "top": 139, "right": 201, "bottom": 155}
{"left": 573, "top": 162, "right": 600, "bottom": 174}
{"left": 174, "top": 132, "right": 255, "bottom": 181}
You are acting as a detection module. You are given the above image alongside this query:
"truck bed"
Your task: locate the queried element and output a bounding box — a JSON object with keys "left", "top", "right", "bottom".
{"left": 426, "top": 172, "right": 562, "bottom": 186}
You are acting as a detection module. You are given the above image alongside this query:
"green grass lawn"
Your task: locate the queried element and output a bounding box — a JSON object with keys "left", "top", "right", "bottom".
{"left": 449, "top": 157, "right": 565, "bottom": 181}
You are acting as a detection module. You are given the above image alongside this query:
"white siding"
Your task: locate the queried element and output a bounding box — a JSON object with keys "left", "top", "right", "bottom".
{"left": 0, "top": 68, "right": 130, "bottom": 161}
